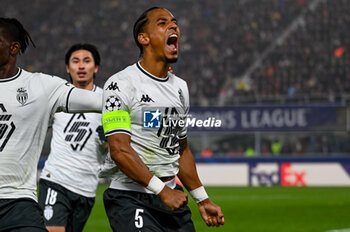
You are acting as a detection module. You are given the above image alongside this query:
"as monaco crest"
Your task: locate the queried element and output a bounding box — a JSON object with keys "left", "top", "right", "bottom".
{"left": 16, "top": 88, "right": 28, "bottom": 105}
{"left": 44, "top": 205, "right": 54, "bottom": 221}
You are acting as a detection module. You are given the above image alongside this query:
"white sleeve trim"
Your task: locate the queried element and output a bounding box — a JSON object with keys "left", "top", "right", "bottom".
{"left": 105, "top": 129, "right": 132, "bottom": 137}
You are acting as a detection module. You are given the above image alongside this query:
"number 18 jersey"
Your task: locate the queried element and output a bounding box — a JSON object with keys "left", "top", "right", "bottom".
{"left": 0, "top": 69, "right": 74, "bottom": 201}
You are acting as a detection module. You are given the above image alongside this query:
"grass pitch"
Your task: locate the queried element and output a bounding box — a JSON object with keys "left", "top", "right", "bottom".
{"left": 84, "top": 185, "right": 350, "bottom": 232}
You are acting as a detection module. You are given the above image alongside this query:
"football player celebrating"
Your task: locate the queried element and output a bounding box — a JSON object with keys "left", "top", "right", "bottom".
{"left": 102, "top": 7, "right": 224, "bottom": 231}
{"left": 38, "top": 43, "right": 106, "bottom": 232}
{"left": 0, "top": 18, "right": 101, "bottom": 231}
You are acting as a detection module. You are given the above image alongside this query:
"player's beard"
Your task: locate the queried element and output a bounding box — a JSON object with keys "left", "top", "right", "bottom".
{"left": 166, "top": 57, "right": 178, "bottom": 63}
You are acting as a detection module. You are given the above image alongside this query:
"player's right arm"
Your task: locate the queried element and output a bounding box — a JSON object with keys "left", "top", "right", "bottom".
{"left": 107, "top": 133, "right": 188, "bottom": 210}
{"left": 107, "top": 132, "right": 188, "bottom": 210}
{"left": 108, "top": 133, "right": 153, "bottom": 185}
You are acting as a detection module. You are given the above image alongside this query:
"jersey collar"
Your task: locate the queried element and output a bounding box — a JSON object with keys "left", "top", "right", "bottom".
{"left": 0, "top": 68, "right": 22, "bottom": 83}
{"left": 136, "top": 62, "right": 169, "bottom": 82}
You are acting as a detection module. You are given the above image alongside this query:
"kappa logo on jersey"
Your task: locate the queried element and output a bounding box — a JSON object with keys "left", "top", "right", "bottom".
{"left": 0, "top": 104, "right": 16, "bottom": 152}
{"left": 105, "top": 81, "right": 120, "bottom": 91}
{"left": 143, "top": 109, "right": 162, "bottom": 128}
{"left": 140, "top": 94, "right": 154, "bottom": 103}
{"left": 105, "top": 95, "right": 121, "bottom": 111}
{"left": 64, "top": 114, "right": 92, "bottom": 151}
{"left": 16, "top": 87, "right": 28, "bottom": 105}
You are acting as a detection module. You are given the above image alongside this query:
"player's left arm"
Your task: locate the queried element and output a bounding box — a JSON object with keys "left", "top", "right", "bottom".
{"left": 45, "top": 74, "right": 102, "bottom": 114}
{"left": 65, "top": 88, "right": 102, "bottom": 113}
{"left": 177, "top": 138, "right": 225, "bottom": 227}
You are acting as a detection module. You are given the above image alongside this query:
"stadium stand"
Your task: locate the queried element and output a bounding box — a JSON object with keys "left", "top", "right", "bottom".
{"left": 1, "top": 0, "right": 350, "bottom": 157}
{"left": 240, "top": 0, "right": 350, "bottom": 105}
{"left": 4, "top": 0, "right": 349, "bottom": 105}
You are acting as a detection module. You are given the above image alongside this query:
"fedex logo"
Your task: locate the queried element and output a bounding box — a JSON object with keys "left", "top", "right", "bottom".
{"left": 249, "top": 163, "right": 280, "bottom": 186}
{"left": 281, "top": 163, "right": 306, "bottom": 186}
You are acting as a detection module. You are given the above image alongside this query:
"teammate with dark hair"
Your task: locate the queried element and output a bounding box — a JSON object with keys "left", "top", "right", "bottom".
{"left": 102, "top": 7, "right": 224, "bottom": 231}
{"left": 0, "top": 19, "right": 102, "bottom": 231}
{"left": 38, "top": 43, "right": 106, "bottom": 232}
{"left": 64, "top": 43, "right": 101, "bottom": 83}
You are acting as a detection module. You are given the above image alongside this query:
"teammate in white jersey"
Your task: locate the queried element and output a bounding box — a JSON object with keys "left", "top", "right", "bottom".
{"left": 0, "top": 18, "right": 102, "bottom": 232}
{"left": 38, "top": 44, "right": 106, "bottom": 232}
{"left": 102, "top": 7, "right": 224, "bottom": 231}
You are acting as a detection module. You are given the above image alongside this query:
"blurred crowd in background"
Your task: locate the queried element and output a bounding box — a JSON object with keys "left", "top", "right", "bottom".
{"left": 2, "top": 0, "right": 349, "bottom": 106}
{"left": 2, "top": 0, "right": 350, "bottom": 157}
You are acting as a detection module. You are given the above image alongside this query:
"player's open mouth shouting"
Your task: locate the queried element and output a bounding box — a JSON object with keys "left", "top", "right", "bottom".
{"left": 167, "top": 33, "right": 178, "bottom": 54}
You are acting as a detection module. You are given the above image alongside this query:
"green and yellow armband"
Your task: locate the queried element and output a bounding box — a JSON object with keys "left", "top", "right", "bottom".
{"left": 102, "top": 110, "right": 131, "bottom": 133}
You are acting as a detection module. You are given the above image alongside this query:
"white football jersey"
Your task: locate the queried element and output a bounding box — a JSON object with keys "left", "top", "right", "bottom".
{"left": 102, "top": 62, "right": 189, "bottom": 193}
{"left": 0, "top": 68, "right": 75, "bottom": 201}
{"left": 41, "top": 86, "right": 105, "bottom": 198}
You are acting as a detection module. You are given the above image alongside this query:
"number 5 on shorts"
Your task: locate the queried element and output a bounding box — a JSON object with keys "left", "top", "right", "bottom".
{"left": 135, "top": 208, "right": 144, "bottom": 229}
